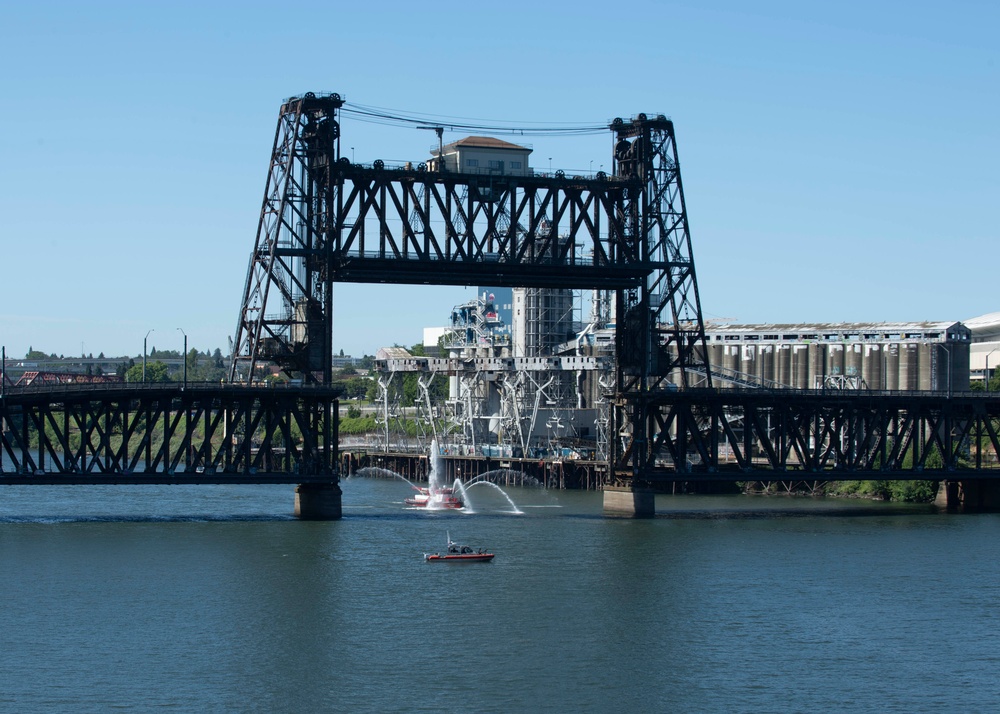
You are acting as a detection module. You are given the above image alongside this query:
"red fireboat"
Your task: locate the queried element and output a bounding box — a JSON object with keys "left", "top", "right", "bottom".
{"left": 404, "top": 487, "right": 464, "bottom": 509}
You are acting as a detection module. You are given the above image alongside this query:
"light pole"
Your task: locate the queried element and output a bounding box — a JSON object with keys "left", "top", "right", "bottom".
{"left": 177, "top": 328, "right": 188, "bottom": 388}
{"left": 986, "top": 348, "right": 999, "bottom": 391}
{"left": 351, "top": 146, "right": 355, "bottom": 163}
{"left": 143, "top": 329, "right": 155, "bottom": 383}
{"left": 548, "top": 157, "right": 552, "bottom": 173}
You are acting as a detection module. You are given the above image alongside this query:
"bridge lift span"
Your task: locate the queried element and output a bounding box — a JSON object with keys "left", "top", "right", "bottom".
{"left": 227, "top": 92, "right": 714, "bottom": 495}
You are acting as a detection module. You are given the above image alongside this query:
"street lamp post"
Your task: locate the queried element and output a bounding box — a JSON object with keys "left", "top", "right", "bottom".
{"left": 143, "top": 329, "right": 155, "bottom": 383}
{"left": 177, "top": 328, "right": 188, "bottom": 388}
{"left": 986, "top": 348, "right": 999, "bottom": 391}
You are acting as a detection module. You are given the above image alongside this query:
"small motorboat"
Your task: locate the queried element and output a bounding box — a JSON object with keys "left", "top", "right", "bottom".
{"left": 424, "top": 533, "right": 494, "bottom": 562}
{"left": 404, "top": 486, "right": 464, "bottom": 509}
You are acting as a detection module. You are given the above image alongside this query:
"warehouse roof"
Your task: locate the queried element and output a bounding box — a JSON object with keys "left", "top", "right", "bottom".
{"left": 703, "top": 321, "right": 969, "bottom": 343}
{"left": 962, "top": 312, "right": 1000, "bottom": 341}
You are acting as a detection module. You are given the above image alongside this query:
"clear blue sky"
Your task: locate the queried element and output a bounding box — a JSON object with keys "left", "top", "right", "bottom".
{"left": 1, "top": 1, "right": 996, "bottom": 360}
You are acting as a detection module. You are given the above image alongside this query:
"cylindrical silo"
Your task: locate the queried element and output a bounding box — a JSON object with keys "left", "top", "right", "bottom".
{"left": 777, "top": 344, "right": 792, "bottom": 386}
{"left": 918, "top": 343, "right": 933, "bottom": 391}
{"left": 846, "top": 343, "right": 863, "bottom": 380}
{"left": 808, "top": 343, "right": 826, "bottom": 390}
{"left": 900, "top": 343, "right": 919, "bottom": 390}
{"left": 792, "top": 345, "right": 809, "bottom": 389}
{"left": 827, "top": 344, "right": 845, "bottom": 381}
{"left": 741, "top": 344, "right": 757, "bottom": 382}
{"left": 884, "top": 343, "right": 900, "bottom": 390}
{"left": 760, "top": 345, "right": 775, "bottom": 385}
{"left": 863, "top": 344, "right": 883, "bottom": 390}
{"left": 709, "top": 344, "right": 724, "bottom": 375}
{"left": 724, "top": 344, "right": 740, "bottom": 375}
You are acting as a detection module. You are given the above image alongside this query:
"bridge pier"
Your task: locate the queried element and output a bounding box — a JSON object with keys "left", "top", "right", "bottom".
{"left": 294, "top": 483, "right": 343, "bottom": 520}
{"left": 935, "top": 479, "right": 1000, "bottom": 512}
{"left": 603, "top": 486, "right": 655, "bottom": 518}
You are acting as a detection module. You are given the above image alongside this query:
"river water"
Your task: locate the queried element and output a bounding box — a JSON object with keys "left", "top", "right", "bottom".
{"left": 1, "top": 476, "right": 999, "bottom": 712}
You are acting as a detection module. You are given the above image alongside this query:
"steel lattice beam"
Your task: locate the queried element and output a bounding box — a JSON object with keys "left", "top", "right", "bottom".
{"left": 229, "top": 94, "right": 714, "bottom": 490}
{"left": 614, "top": 389, "right": 1000, "bottom": 484}
{"left": 0, "top": 384, "right": 338, "bottom": 484}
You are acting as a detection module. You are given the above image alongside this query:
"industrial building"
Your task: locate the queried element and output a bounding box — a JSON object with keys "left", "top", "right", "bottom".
{"left": 703, "top": 320, "right": 972, "bottom": 392}
{"left": 378, "top": 308, "right": 978, "bottom": 458}
{"left": 964, "top": 312, "right": 1000, "bottom": 384}
{"left": 370, "top": 133, "right": 979, "bottom": 460}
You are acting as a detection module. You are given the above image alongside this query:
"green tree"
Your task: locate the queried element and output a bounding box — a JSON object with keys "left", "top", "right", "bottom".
{"left": 125, "top": 360, "right": 171, "bottom": 383}
{"left": 117, "top": 358, "right": 135, "bottom": 378}
{"left": 342, "top": 377, "right": 369, "bottom": 399}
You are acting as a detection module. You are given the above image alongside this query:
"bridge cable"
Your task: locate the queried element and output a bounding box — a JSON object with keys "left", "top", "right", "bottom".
{"left": 341, "top": 103, "right": 609, "bottom": 137}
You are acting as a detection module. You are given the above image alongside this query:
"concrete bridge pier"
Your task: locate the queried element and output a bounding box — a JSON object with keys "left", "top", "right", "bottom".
{"left": 603, "top": 486, "right": 655, "bottom": 518}
{"left": 934, "top": 479, "right": 1000, "bottom": 511}
{"left": 295, "top": 483, "right": 343, "bottom": 520}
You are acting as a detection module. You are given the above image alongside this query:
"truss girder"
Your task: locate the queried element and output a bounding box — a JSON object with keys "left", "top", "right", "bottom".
{"left": 0, "top": 385, "right": 338, "bottom": 483}
{"left": 329, "top": 170, "right": 645, "bottom": 289}
{"left": 227, "top": 98, "right": 717, "bottom": 495}
{"left": 617, "top": 390, "right": 1000, "bottom": 484}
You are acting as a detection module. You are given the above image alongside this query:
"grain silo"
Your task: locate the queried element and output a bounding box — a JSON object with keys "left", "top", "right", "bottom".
{"left": 702, "top": 321, "right": 971, "bottom": 393}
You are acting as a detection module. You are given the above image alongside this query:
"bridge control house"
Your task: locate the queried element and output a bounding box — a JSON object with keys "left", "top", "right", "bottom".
{"left": 425, "top": 136, "right": 533, "bottom": 176}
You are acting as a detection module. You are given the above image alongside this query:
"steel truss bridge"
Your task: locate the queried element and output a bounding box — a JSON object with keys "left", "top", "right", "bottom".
{"left": 648, "top": 389, "right": 1000, "bottom": 482}
{"left": 5, "top": 91, "right": 1000, "bottom": 497}
{"left": 0, "top": 384, "right": 338, "bottom": 484}
{"left": 229, "top": 92, "right": 713, "bottom": 485}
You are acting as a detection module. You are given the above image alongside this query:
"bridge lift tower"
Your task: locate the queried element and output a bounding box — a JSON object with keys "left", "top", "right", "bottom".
{"left": 229, "top": 92, "right": 713, "bottom": 501}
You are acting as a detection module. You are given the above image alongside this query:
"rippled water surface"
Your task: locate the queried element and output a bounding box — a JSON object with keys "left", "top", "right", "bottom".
{"left": 2, "top": 477, "right": 999, "bottom": 712}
